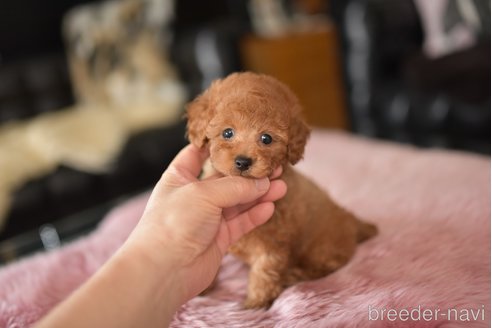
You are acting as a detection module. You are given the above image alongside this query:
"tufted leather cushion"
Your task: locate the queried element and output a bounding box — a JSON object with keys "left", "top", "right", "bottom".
{"left": 330, "top": 0, "right": 490, "bottom": 154}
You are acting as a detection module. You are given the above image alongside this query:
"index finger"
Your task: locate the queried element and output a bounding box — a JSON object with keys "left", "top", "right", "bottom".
{"left": 269, "top": 166, "right": 283, "bottom": 179}
{"left": 162, "top": 144, "right": 209, "bottom": 186}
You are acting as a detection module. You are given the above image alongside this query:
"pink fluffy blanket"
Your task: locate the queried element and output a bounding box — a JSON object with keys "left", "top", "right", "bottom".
{"left": 0, "top": 130, "right": 489, "bottom": 327}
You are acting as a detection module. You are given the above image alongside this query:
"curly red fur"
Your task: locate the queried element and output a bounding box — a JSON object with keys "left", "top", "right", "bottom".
{"left": 186, "top": 88, "right": 213, "bottom": 148}
{"left": 186, "top": 72, "right": 377, "bottom": 308}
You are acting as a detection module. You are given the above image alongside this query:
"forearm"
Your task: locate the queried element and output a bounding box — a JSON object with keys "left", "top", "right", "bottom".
{"left": 36, "top": 239, "right": 185, "bottom": 328}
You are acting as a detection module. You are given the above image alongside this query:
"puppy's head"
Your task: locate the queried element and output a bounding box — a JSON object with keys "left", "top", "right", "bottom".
{"left": 186, "top": 72, "right": 310, "bottom": 178}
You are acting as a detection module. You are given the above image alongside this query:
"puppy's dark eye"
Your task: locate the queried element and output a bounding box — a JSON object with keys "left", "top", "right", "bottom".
{"left": 222, "top": 128, "right": 234, "bottom": 139}
{"left": 260, "top": 134, "right": 273, "bottom": 145}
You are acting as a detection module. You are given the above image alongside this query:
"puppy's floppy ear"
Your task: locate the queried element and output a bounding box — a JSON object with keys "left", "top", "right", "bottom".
{"left": 186, "top": 90, "right": 213, "bottom": 148}
{"left": 288, "top": 114, "right": 310, "bottom": 164}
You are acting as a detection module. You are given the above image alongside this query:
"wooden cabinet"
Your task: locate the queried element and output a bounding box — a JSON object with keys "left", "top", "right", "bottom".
{"left": 240, "top": 23, "right": 348, "bottom": 129}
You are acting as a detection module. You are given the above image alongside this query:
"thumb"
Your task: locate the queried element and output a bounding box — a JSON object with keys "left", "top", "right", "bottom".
{"left": 197, "top": 176, "right": 270, "bottom": 209}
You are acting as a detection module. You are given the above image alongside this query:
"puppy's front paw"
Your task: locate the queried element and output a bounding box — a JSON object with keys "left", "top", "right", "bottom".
{"left": 243, "top": 296, "right": 273, "bottom": 309}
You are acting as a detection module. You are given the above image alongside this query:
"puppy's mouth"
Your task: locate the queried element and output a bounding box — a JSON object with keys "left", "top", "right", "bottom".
{"left": 220, "top": 164, "right": 267, "bottom": 179}
{"left": 227, "top": 166, "right": 254, "bottom": 178}
{"left": 233, "top": 166, "right": 271, "bottom": 179}
{"left": 237, "top": 169, "right": 255, "bottom": 178}
{"left": 209, "top": 157, "right": 271, "bottom": 179}
{"left": 213, "top": 167, "right": 257, "bottom": 178}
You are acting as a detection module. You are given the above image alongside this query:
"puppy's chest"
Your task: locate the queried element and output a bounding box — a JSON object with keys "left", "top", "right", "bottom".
{"left": 228, "top": 201, "right": 294, "bottom": 263}
{"left": 228, "top": 168, "right": 329, "bottom": 263}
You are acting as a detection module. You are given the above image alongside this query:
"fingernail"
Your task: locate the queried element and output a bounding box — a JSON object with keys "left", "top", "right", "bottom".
{"left": 256, "top": 178, "right": 269, "bottom": 191}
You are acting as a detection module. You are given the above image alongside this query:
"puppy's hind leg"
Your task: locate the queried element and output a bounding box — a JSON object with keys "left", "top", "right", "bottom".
{"left": 294, "top": 236, "right": 357, "bottom": 283}
{"left": 356, "top": 220, "right": 378, "bottom": 243}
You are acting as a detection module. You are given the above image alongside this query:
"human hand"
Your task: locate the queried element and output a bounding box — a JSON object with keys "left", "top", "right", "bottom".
{"left": 127, "top": 144, "right": 287, "bottom": 302}
{"left": 35, "top": 145, "right": 286, "bottom": 328}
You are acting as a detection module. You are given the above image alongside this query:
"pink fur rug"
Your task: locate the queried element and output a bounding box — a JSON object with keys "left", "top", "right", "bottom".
{"left": 0, "top": 130, "right": 489, "bottom": 327}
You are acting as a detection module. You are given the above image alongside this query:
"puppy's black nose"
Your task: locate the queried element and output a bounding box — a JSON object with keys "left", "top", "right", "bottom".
{"left": 235, "top": 156, "right": 252, "bottom": 171}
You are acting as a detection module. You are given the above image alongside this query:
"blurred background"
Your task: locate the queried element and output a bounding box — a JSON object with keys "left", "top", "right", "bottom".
{"left": 0, "top": 0, "right": 489, "bottom": 263}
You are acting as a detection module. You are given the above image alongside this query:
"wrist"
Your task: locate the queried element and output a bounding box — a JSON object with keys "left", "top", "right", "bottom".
{"left": 36, "top": 230, "right": 188, "bottom": 328}
{"left": 118, "top": 235, "right": 188, "bottom": 309}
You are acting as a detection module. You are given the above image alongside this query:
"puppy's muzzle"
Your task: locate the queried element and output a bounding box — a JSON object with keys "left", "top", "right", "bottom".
{"left": 235, "top": 156, "right": 252, "bottom": 172}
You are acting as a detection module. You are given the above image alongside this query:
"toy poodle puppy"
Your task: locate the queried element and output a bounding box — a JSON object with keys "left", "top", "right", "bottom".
{"left": 186, "top": 72, "right": 377, "bottom": 309}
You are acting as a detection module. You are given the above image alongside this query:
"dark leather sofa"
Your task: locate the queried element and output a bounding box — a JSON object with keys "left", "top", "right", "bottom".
{"left": 330, "top": 0, "right": 490, "bottom": 153}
